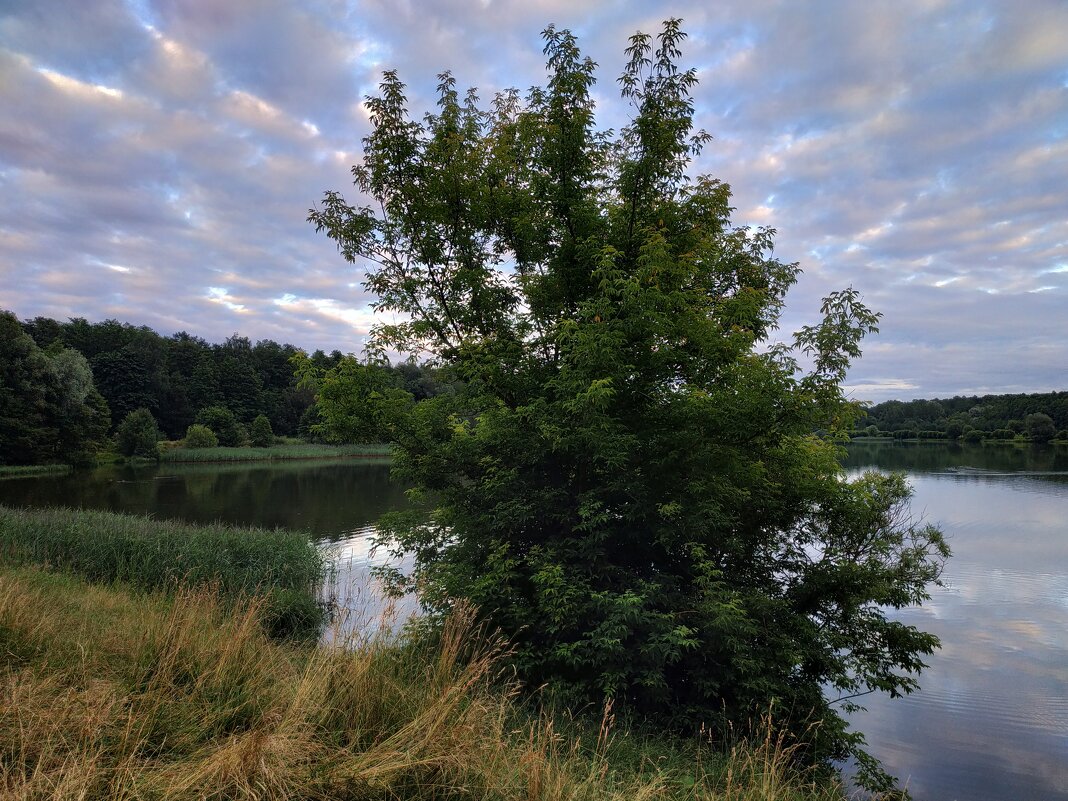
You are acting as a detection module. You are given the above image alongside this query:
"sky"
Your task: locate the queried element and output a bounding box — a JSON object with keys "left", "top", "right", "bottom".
{"left": 1, "top": 0, "right": 1066, "bottom": 402}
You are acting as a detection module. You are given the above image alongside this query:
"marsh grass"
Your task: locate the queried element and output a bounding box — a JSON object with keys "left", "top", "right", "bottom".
{"left": 162, "top": 442, "right": 392, "bottom": 463}
{"left": 0, "top": 464, "right": 72, "bottom": 479}
{"left": 0, "top": 565, "right": 849, "bottom": 801}
{"left": 0, "top": 505, "right": 325, "bottom": 638}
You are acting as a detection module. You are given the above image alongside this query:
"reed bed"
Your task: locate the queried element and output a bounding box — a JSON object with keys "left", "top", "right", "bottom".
{"left": 161, "top": 442, "right": 392, "bottom": 463}
{"left": 0, "top": 565, "right": 849, "bottom": 801}
{"left": 0, "top": 505, "right": 325, "bottom": 638}
{"left": 0, "top": 464, "right": 72, "bottom": 479}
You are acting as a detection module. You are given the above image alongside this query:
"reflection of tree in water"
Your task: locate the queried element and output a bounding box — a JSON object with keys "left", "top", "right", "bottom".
{"left": 844, "top": 441, "right": 1068, "bottom": 478}
{"left": 0, "top": 461, "right": 412, "bottom": 540}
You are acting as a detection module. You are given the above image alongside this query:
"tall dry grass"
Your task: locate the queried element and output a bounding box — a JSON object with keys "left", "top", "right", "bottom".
{"left": 0, "top": 565, "right": 851, "bottom": 801}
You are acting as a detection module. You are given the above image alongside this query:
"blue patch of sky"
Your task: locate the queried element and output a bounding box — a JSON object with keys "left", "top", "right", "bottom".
{"left": 122, "top": 0, "right": 159, "bottom": 30}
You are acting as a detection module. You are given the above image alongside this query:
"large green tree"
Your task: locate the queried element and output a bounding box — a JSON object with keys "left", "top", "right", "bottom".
{"left": 1, "top": 311, "right": 110, "bottom": 465}
{"left": 291, "top": 353, "right": 413, "bottom": 444}
{"left": 311, "top": 21, "right": 948, "bottom": 787}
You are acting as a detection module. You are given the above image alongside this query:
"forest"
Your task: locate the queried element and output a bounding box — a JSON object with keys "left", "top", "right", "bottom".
{"left": 0, "top": 308, "right": 449, "bottom": 466}
{"left": 856, "top": 392, "right": 1068, "bottom": 441}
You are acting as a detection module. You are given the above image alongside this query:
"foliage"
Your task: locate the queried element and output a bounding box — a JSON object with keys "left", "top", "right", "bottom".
{"left": 0, "top": 563, "right": 849, "bottom": 801}
{"left": 195, "top": 405, "right": 246, "bottom": 447}
{"left": 114, "top": 408, "right": 161, "bottom": 459}
{"left": 0, "top": 311, "right": 110, "bottom": 466}
{"left": 0, "top": 505, "right": 325, "bottom": 638}
{"left": 292, "top": 353, "right": 414, "bottom": 444}
{"left": 249, "top": 414, "right": 275, "bottom": 447}
{"left": 859, "top": 391, "right": 1068, "bottom": 435}
{"left": 183, "top": 423, "right": 219, "bottom": 449}
{"left": 312, "top": 19, "right": 949, "bottom": 786}
{"left": 1024, "top": 412, "right": 1055, "bottom": 443}
{"left": 19, "top": 314, "right": 317, "bottom": 439}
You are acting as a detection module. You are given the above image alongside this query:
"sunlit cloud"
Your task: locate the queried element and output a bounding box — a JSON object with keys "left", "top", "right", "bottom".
{"left": 36, "top": 67, "right": 124, "bottom": 100}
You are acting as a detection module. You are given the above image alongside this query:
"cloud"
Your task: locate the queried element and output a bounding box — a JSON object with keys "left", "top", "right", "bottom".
{"left": 0, "top": 0, "right": 1066, "bottom": 394}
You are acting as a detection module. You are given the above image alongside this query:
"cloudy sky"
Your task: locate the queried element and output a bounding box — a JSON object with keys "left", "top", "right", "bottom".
{"left": 1, "top": 0, "right": 1065, "bottom": 401}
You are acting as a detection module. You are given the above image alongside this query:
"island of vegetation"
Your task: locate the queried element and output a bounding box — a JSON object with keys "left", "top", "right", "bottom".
{"left": 13, "top": 18, "right": 1067, "bottom": 800}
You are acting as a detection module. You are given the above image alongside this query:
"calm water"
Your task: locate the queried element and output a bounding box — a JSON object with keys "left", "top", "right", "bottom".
{"left": 1, "top": 443, "right": 1066, "bottom": 800}
{"left": 841, "top": 442, "right": 1068, "bottom": 801}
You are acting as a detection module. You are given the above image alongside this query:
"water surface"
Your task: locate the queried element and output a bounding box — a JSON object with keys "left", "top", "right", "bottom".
{"left": 842, "top": 442, "right": 1068, "bottom": 801}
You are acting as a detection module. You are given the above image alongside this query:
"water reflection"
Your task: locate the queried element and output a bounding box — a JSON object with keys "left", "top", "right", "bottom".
{"left": 841, "top": 442, "right": 1068, "bottom": 801}
{"left": 0, "top": 458, "right": 407, "bottom": 535}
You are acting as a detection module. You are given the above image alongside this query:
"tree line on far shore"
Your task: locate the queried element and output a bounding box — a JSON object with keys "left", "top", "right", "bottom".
{"left": 855, "top": 392, "right": 1068, "bottom": 443}
{"left": 1, "top": 309, "right": 453, "bottom": 466}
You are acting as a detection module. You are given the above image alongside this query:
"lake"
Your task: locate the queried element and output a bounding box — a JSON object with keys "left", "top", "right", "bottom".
{"left": 1, "top": 442, "right": 1065, "bottom": 801}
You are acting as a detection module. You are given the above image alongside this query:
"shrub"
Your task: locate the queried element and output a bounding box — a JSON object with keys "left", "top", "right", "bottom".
{"left": 249, "top": 414, "right": 274, "bottom": 447}
{"left": 990, "top": 428, "right": 1015, "bottom": 440}
{"left": 183, "top": 423, "right": 218, "bottom": 449}
{"left": 963, "top": 429, "right": 986, "bottom": 443}
{"left": 114, "top": 408, "right": 160, "bottom": 459}
{"left": 1024, "top": 412, "right": 1056, "bottom": 443}
{"left": 195, "top": 405, "right": 245, "bottom": 447}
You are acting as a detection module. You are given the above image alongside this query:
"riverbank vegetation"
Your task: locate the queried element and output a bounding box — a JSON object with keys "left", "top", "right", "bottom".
{"left": 0, "top": 464, "right": 72, "bottom": 479}
{"left": 856, "top": 391, "right": 1068, "bottom": 442}
{"left": 0, "top": 562, "right": 847, "bottom": 801}
{"left": 160, "top": 442, "right": 392, "bottom": 463}
{"left": 0, "top": 505, "right": 324, "bottom": 638}
{"left": 1, "top": 308, "right": 456, "bottom": 469}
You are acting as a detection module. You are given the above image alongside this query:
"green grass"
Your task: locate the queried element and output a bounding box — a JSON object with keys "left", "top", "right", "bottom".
{"left": 0, "top": 564, "right": 848, "bottom": 801}
{"left": 161, "top": 442, "right": 392, "bottom": 463}
{"left": 0, "top": 505, "right": 325, "bottom": 638}
{"left": 0, "top": 463, "right": 72, "bottom": 479}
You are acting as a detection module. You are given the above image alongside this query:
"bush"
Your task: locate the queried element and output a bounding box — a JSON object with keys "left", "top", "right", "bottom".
{"left": 1024, "top": 412, "right": 1056, "bottom": 443}
{"left": 183, "top": 423, "right": 218, "bottom": 449}
{"left": 249, "top": 414, "right": 274, "bottom": 447}
{"left": 1053, "top": 430, "right": 1068, "bottom": 442}
{"left": 918, "top": 430, "right": 947, "bottom": 439}
{"left": 114, "top": 408, "right": 160, "bottom": 459}
{"left": 195, "top": 405, "right": 245, "bottom": 447}
{"left": 990, "top": 428, "right": 1015, "bottom": 440}
{"left": 963, "top": 429, "right": 986, "bottom": 443}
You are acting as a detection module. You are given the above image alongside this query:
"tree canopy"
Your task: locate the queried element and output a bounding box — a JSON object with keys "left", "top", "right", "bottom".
{"left": 0, "top": 311, "right": 110, "bottom": 465}
{"left": 312, "top": 20, "right": 948, "bottom": 789}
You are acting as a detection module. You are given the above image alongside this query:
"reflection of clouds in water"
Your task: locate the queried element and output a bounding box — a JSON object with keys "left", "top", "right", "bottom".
{"left": 319, "top": 526, "right": 419, "bottom": 643}
{"left": 844, "top": 459, "right": 1068, "bottom": 800}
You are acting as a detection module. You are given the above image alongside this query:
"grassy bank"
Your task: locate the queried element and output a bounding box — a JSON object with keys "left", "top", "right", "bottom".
{"left": 0, "top": 506, "right": 325, "bottom": 637}
{"left": 0, "top": 464, "right": 72, "bottom": 479}
{"left": 161, "top": 442, "right": 392, "bottom": 463}
{"left": 0, "top": 564, "right": 847, "bottom": 801}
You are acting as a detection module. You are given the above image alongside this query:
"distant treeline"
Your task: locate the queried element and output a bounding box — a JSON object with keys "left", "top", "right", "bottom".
{"left": 1, "top": 309, "right": 451, "bottom": 466}
{"left": 856, "top": 391, "right": 1068, "bottom": 441}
